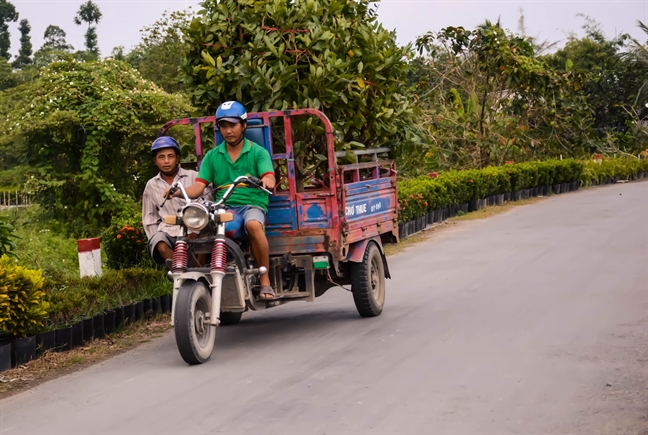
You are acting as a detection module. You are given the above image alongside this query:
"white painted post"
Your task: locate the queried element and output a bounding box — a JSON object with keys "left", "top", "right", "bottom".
{"left": 78, "top": 238, "right": 103, "bottom": 277}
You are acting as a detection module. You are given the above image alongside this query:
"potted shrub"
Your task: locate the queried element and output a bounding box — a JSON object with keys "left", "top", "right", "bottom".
{"left": 0, "top": 340, "right": 10, "bottom": 372}
{"left": 0, "top": 257, "right": 49, "bottom": 365}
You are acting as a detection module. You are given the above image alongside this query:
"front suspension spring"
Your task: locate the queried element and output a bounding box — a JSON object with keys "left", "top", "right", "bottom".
{"left": 210, "top": 238, "right": 227, "bottom": 274}
{"left": 172, "top": 241, "right": 188, "bottom": 273}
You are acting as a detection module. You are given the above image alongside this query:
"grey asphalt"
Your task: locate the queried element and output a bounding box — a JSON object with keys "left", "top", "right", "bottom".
{"left": 1, "top": 182, "right": 647, "bottom": 434}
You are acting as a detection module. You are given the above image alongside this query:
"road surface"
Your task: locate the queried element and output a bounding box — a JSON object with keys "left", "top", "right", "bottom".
{"left": 1, "top": 182, "right": 647, "bottom": 434}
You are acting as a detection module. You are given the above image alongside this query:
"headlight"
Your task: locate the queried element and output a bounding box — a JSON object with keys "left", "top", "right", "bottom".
{"left": 182, "top": 204, "right": 209, "bottom": 231}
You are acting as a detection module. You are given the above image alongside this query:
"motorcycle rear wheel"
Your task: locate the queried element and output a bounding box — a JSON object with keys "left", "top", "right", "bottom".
{"left": 174, "top": 280, "right": 216, "bottom": 364}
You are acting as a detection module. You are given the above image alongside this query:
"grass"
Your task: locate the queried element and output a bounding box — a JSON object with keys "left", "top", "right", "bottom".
{"left": 1, "top": 205, "right": 79, "bottom": 278}
{"left": 0, "top": 314, "right": 172, "bottom": 399}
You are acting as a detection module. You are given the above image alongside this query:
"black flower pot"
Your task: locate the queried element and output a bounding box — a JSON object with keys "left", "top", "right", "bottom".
{"left": 54, "top": 326, "right": 73, "bottom": 352}
{"left": 124, "top": 303, "right": 137, "bottom": 325}
{"left": 0, "top": 342, "right": 11, "bottom": 372}
{"left": 571, "top": 181, "right": 579, "bottom": 191}
{"left": 153, "top": 297, "right": 162, "bottom": 315}
{"left": 552, "top": 184, "right": 561, "bottom": 194}
{"left": 104, "top": 309, "right": 116, "bottom": 334}
{"left": 161, "top": 295, "right": 171, "bottom": 314}
{"left": 398, "top": 224, "right": 406, "bottom": 240}
{"left": 11, "top": 336, "right": 36, "bottom": 367}
{"left": 468, "top": 199, "right": 479, "bottom": 212}
{"left": 36, "top": 330, "right": 55, "bottom": 355}
{"left": 496, "top": 194, "right": 504, "bottom": 205}
{"left": 82, "top": 317, "right": 94, "bottom": 342}
{"left": 135, "top": 301, "right": 144, "bottom": 322}
{"left": 113, "top": 306, "right": 125, "bottom": 328}
{"left": 93, "top": 313, "right": 106, "bottom": 339}
{"left": 504, "top": 192, "right": 510, "bottom": 202}
{"left": 72, "top": 321, "right": 84, "bottom": 348}
{"left": 614, "top": 175, "right": 620, "bottom": 182}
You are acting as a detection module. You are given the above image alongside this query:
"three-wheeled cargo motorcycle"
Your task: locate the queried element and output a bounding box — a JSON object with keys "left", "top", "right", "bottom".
{"left": 158, "top": 109, "right": 399, "bottom": 364}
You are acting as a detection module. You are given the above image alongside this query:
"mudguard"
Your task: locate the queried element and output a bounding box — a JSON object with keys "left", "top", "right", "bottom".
{"left": 346, "top": 237, "right": 391, "bottom": 279}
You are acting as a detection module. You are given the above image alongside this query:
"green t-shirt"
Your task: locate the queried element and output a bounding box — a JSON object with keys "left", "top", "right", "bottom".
{"left": 197, "top": 138, "right": 274, "bottom": 211}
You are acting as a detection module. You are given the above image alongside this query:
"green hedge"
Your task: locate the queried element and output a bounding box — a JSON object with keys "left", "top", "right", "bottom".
{"left": 398, "top": 158, "right": 647, "bottom": 223}
{"left": 43, "top": 268, "right": 171, "bottom": 328}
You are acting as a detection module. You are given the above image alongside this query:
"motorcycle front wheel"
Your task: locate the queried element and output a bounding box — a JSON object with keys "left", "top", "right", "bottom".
{"left": 174, "top": 280, "right": 216, "bottom": 364}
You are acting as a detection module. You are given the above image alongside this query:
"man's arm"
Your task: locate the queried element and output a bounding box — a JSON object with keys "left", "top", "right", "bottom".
{"left": 141, "top": 187, "right": 160, "bottom": 240}
{"left": 165, "top": 181, "right": 207, "bottom": 200}
{"left": 257, "top": 146, "right": 276, "bottom": 190}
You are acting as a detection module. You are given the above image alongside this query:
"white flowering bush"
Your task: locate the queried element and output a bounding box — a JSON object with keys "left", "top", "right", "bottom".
{"left": 0, "top": 59, "right": 193, "bottom": 235}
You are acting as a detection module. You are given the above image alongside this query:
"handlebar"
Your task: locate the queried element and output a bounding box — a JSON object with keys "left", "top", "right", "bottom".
{"left": 214, "top": 175, "right": 272, "bottom": 207}
{"left": 161, "top": 176, "right": 271, "bottom": 209}
{"left": 159, "top": 183, "right": 190, "bottom": 208}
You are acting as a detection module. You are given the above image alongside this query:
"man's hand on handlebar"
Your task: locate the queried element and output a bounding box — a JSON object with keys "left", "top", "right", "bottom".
{"left": 163, "top": 185, "right": 179, "bottom": 200}
{"left": 261, "top": 174, "right": 276, "bottom": 190}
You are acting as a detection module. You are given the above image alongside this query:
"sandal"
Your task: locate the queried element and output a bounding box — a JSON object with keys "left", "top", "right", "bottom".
{"left": 258, "top": 286, "right": 276, "bottom": 300}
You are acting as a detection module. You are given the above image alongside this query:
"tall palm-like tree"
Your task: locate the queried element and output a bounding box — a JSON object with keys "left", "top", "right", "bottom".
{"left": 74, "top": 0, "right": 102, "bottom": 56}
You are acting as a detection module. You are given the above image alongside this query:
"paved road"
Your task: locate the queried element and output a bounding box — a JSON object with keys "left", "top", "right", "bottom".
{"left": 1, "top": 182, "right": 647, "bottom": 434}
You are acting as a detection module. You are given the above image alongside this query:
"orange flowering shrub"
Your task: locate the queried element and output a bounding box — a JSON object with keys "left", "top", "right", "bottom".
{"left": 102, "top": 209, "right": 149, "bottom": 269}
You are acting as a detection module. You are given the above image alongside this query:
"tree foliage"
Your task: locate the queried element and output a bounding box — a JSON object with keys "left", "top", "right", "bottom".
{"left": 413, "top": 21, "right": 594, "bottom": 169}
{"left": 0, "top": 60, "right": 193, "bottom": 234}
{"left": 74, "top": 0, "right": 102, "bottom": 57}
{"left": 544, "top": 16, "right": 648, "bottom": 141}
{"left": 183, "top": 0, "right": 422, "bottom": 186}
{"left": 42, "top": 25, "right": 74, "bottom": 51}
{"left": 33, "top": 25, "right": 76, "bottom": 68}
{"left": 0, "top": 0, "right": 18, "bottom": 60}
{"left": 126, "top": 8, "right": 193, "bottom": 93}
{"left": 12, "top": 19, "right": 33, "bottom": 69}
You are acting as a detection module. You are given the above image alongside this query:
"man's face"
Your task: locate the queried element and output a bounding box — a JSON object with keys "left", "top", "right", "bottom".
{"left": 219, "top": 120, "right": 245, "bottom": 145}
{"left": 154, "top": 148, "right": 180, "bottom": 175}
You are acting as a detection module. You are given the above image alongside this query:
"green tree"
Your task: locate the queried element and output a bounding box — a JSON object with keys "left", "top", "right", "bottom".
{"left": 33, "top": 25, "right": 75, "bottom": 67}
{"left": 414, "top": 21, "right": 593, "bottom": 168}
{"left": 12, "top": 19, "right": 33, "bottom": 69}
{"left": 544, "top": 16, "right": 648, "bottom": 145}
{"left": 0, "top": 0, "right": 18, "bottom": 60}
{"left": 126, "top": 9, "right": 193, "bottom": 93}
{"left": 74, "top": 0, "right": 102, "bottom": 57}
{"left": 183, "top": 0, "right": 421, "bottom": 188}
{"left": 0, "top": 60, "right": 193, "bottom": 234}
{"left": 42, "top": 25, "right": 74, "bottom": 51}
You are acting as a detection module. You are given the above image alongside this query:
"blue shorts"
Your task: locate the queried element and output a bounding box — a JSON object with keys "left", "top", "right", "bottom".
{"left": 228, "top": 205, "right": 266, "bottom": 231}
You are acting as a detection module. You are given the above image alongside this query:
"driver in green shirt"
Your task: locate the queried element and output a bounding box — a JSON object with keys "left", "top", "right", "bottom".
{"left": 166, "top": 101, "right": 276, "bottom": 300}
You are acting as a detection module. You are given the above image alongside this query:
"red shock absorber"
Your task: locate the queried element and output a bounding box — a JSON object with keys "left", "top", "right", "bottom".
{"left": 210, "top": 238, "right": 227, "bottom": 273}
{"left": 172, "top": 241, "right": 188, "bottom": 273}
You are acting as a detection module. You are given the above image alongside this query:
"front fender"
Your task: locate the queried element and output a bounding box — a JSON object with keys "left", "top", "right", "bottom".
{"left": 175, "top": 271, "right": 212, "bottom": 288}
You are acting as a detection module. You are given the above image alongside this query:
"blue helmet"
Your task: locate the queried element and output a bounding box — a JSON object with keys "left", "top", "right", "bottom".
{"left": 215, "top": 101, "right": 247, "bottom": 128}
{"left": 151, "top": 136, "right": 180, "bottom": 157}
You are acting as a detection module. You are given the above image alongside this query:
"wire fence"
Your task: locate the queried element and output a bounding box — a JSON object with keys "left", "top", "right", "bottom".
{"left": 0, "top": 190, "right": 34, "bottom": 207}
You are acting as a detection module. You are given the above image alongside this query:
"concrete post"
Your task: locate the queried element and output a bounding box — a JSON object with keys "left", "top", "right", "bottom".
{"left": 78, "top": 238, "right": 103, "bottom": 277}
